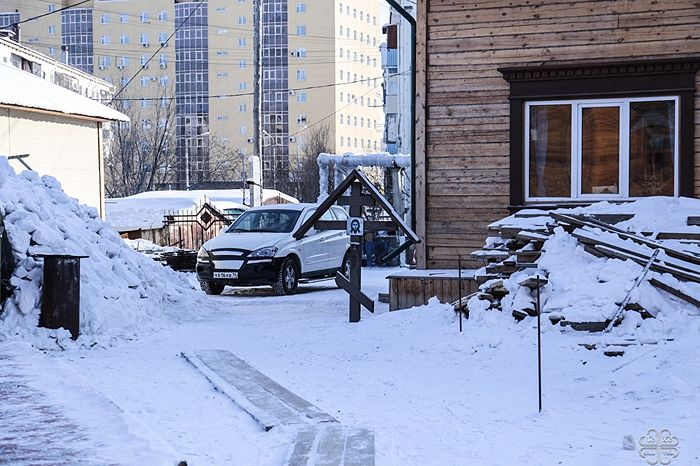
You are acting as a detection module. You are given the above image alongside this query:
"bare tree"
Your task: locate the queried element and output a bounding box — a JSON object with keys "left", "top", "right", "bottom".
{"left": 289, "top": 124, "right": 333, "bottom": 202}
{"left": 104, "top": 87, "right": 176, "bottom": 198}
{"left": 205, "top": 136, "right": 247, "bottom": 185}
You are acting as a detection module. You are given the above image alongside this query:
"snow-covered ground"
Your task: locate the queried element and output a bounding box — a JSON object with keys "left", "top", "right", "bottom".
{"left": 3, "top": 268, "right": 698, "bottom": 465}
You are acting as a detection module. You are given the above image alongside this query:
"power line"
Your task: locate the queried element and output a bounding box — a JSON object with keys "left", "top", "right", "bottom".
{"left": 107, "top": 71, "right": 402, "bottom": 102}
{"left": 2, "top": 0, "right": 385, "bottom": 46}
{"left": 8, "top": 0, "right": 90, "bottom": 26}
{"left": 110, "top": 0, "right": 205, "bottom": 103}
{"left": 288, "top": 69, "right": 410, "bottom": 139}
{"left": 26, "top": 40, "right": 382, "bottom": 69}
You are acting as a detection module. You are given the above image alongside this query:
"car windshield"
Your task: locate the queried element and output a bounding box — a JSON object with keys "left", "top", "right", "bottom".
{"left": 226, "top": 209, "right": 302, "bottom": 233}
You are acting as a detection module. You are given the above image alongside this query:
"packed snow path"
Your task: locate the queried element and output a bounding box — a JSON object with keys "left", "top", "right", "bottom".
{"left": 0, "top": 353, "right": 85, "bottom": 465}
{"left": 0, "top": 344, "right": 177, "bottom": 465}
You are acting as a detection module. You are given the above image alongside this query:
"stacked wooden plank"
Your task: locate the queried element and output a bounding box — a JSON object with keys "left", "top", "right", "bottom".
{"left": 470, "top": 211, "right": 553, "bottom": 283}
{"left": 466, "top": 210, "right": 700, "bottom": 333}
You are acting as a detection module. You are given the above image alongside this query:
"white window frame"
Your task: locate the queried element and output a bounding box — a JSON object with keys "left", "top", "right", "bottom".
{"left": 524, "top": 96, "right": 679, "bottom": 202}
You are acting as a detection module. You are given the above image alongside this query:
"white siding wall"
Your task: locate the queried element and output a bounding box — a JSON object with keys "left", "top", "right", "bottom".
{"left": 0, "top": 108, "right": 104, "bottom": 215}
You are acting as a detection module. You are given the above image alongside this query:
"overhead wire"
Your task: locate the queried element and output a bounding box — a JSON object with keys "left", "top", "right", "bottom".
{"left": 110, "top": 0, "right": 206, "bottom": 103}
{"left": 106, "top": 70, "right": 402, "bottom": 102}
{"left": 6, "top": 0, "right": 91, "bottom": 26}
{"left": 1, "top": 0, "right": 384, "bottom": 46}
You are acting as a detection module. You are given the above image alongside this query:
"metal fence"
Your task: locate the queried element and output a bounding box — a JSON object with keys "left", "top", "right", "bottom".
{"left": 163, "top": 202, "right": 238, "bottom": 251}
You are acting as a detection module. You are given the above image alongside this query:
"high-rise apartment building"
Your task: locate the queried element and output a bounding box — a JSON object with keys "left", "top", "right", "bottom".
{"left": 2, "top": 1, "right": 384, "bottom": 191}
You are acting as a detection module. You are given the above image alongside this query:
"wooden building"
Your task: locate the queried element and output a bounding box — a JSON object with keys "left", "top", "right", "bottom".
{"left": 413, "top": 0, "right": 700, "bottom": 269}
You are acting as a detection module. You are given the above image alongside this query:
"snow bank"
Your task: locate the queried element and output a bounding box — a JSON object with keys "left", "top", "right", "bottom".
{"left": 0, "top": 160, "right": 203, "bottom": 346}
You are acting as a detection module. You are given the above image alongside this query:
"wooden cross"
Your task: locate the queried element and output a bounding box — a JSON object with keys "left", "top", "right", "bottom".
{"left": 294, "top": 169, "right": 420, "bottom": 322}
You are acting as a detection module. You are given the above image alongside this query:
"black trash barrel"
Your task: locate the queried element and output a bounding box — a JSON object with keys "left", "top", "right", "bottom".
{"left": 33, "top": 253, "right": 88, "bottom": 340}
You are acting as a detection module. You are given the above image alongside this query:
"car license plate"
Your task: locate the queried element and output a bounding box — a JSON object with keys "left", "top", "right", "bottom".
{"left": 213, "top": 271, "right": 238, "bottom": 279}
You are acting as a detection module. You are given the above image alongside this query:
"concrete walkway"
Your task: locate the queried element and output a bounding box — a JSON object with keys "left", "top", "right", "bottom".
{"left": 0, "top": 353, "right": 89, "bottom": 465}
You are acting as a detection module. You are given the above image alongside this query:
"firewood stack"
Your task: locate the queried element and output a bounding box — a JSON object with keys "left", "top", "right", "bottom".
{"left": 462, "top": 210, "right": 700, "bottom": 332}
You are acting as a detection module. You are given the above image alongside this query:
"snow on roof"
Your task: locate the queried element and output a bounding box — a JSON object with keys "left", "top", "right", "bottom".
{"left": 0, "top": 63, "right": 128, "bottom": 122}
{"left": 106, "top": 188, "right": 298, "bottom": 231}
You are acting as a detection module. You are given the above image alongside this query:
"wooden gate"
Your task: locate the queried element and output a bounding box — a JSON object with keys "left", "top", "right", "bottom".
{"left": 163, "top": 202, "right": 238, "bottom": 251}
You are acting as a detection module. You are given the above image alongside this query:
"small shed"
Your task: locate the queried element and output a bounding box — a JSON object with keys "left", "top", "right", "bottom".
{"left": 0, "top": 63, "right": 127, "bottom": 217}
{"left": 106, "top": 188, "right": 298, "bottom": 249}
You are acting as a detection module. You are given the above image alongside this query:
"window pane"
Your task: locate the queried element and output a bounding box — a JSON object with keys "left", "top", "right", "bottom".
{"left": 581, "top": 106, "right": 619, "bottom": 194}
{"left": 528, "top": 105, "right": 571, "bottom": 197}
{"left": 629, "top": 100, "right": 675, "bottom": 196}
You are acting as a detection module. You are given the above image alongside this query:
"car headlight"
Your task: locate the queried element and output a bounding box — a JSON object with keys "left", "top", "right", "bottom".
{"left": 249, "top": 246, "right": 278, "bottom": 258}
{"left": 197, "top": 247, "right": 211, "bottom": 261}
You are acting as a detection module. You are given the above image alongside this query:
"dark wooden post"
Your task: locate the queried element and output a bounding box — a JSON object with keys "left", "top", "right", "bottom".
{"left": 36, "top": 253, "right": 88, "bottom": 340}
{"left": 536, "top": 275, "right": 542, "bottom": 413}
{"left": 349, "top": 181, "right": 363, "bottom": 323}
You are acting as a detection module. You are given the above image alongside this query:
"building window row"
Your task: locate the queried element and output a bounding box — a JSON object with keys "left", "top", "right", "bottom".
{"left": 338, "top": 3, "right": 377, "bottom": 25}
{"left": 338, "top": 115, "right": 379, "bottom": 129}
{"left": 339, "top": 136, "right": 380, "bottom": 151}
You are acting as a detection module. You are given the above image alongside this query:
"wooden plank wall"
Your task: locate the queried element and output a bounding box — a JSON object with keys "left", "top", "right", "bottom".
{"left": 389, "top": 276, "right": 477, "bottom": 311}
{"left": 417, "top": 0, "right": 700, "bottom": 269}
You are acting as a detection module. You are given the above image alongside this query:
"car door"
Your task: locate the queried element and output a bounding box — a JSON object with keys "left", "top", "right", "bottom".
{"left": 295, "top": 208, "right": 331, "bottom": 273}
{"left": 321, "top": 207, "right": 350, "bottom": 270}
{"left": 308, "top": 209, "right": 338, "bottom": 272}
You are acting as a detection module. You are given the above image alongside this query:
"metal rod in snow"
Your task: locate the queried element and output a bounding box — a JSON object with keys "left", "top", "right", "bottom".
{"left": 536, "top": 274, "right": 542, "bottom": 413}
{"left": 604, "top": 248, "right": 661, "bottom": 332}
{"left": 458, "top": 255, "right": 463, "bottom": 333}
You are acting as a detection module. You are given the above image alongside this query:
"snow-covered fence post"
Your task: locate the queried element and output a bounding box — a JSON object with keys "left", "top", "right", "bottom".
{"left": 536, "top": 275, "right": 542, "bottom": 413}
{"left": 520, "top": 274, "right": 549, "bottom": 413}
{"left": 458, "top": 256, "right": 463, "bottom": 332}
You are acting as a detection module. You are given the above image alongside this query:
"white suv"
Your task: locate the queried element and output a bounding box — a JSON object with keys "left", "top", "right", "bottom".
{"left": 196, "top": 203, "right": 351, "bottom": 295}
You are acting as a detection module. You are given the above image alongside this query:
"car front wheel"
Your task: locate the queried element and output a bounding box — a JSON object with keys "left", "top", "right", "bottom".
{"left": 340, "top": 252, "right": 351, "bottom": 279}
{"left": 200, "top": 280, "right": 225, "bottom": 295}
{"left": 273, "top": 257, "right": 299, "bottom": 295}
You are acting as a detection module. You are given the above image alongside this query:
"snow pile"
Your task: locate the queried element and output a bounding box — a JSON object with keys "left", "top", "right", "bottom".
{"left": 0, "top": 160, "right": 203, "bottom": 345}
{"left": 124, "top": 238, "right": 178, "bottom": 254}
{"left": 482, "top": 197, "right": 700, "bottom": 336}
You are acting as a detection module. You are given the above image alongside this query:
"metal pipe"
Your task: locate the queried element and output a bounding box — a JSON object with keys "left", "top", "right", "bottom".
{"left": 317, "top": 152, "right": 411, "bottom": 201}
{"left": 384, "top": 0, "right": 416, "bottom": 232}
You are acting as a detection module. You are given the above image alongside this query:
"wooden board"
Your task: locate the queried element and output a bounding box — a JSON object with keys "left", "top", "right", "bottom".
{"left": 182, "top": 350, "right": 337, "bottom": 431}
{"left": 649, "top": 277, "right": 700, "bottom": 308}
{"left": 285, "top": 426, "right": 375, "bottom": 466}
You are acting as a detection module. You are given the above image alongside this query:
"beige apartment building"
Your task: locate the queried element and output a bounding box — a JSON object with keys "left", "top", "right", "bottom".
{"left": 2, "top": 0, "right": 384, "bottom": 189}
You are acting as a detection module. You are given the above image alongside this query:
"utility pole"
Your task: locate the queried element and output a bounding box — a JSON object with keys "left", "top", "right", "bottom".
{"left": 185, "top": 140, "right": 190, "bottom": 190}
{"left": 252, "top": 0, "right": 262, "bottom": 185}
